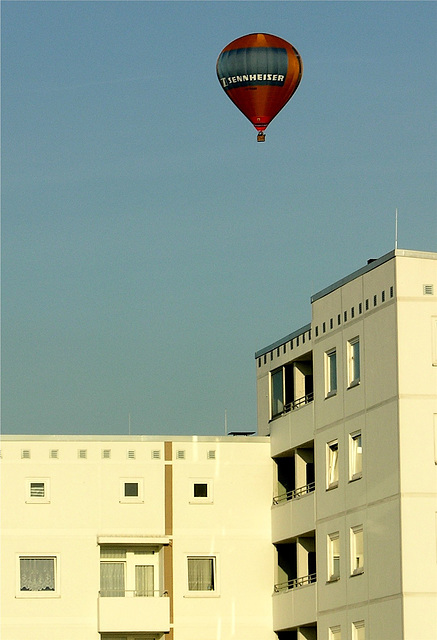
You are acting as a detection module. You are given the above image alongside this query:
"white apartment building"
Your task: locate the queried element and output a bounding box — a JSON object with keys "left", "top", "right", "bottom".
{"left": 0, "top": 436, "right": 276, "bottom": 640}
{"left": 256, "top": 248, "right": 437, "bottom": 640}
{"left": 2, "top": 248, "right": 436, "bottom": 640}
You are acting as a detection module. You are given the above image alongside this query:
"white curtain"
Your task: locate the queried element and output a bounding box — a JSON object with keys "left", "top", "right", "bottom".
{"left": 135, "top": 565, "right": 154, "bottom": 596}
{"left": 20, "top": 558, "right": 55, "bottom": 591}
{"left": 188, "top": 557, "right": 214, "bottom": 591}
{"left": 100, "top": 562, "right": 125, "bottom": 597}
{"left": 328, "top": 447, "right": 338, "bottom": 485}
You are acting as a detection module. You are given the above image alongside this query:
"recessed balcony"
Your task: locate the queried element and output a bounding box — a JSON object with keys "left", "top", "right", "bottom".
{"left": 272, "top": 485, "right": 315, "bottom": 543}
{"left": 98, "top": 591, "right": 170, "bottom": 634}
{"left": 272, "top": 579, "right": 317, "bottom": 631}
{"left": 270, "top": 400, "right": 315, "bottom": 456}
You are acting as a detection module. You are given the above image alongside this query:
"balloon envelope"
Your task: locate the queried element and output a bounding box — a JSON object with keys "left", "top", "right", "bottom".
{"left": 216, "top": 33, "right": 303, "bottom": 136}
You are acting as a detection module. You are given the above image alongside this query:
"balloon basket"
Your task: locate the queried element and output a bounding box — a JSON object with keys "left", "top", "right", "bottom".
{"left": 257, "top": 132, "right": 266, "bottom": 143}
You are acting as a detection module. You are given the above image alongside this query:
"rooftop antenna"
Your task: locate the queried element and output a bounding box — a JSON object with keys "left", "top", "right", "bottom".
{"left": 128, "top": 412, "right": 131, "bottom": 436}
{"left": 395, "top": 208, "right": 398, "bottom": 250}
{"left": 224, "top": 409, "right": 228, "bottom": 435}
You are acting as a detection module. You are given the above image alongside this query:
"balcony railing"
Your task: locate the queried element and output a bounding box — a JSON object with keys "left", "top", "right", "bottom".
{"left": 274, "top": 573, "right": 316, "bottom": 593}
{"left": 284, "top": 392, "right": 314, "bottom": 413}
{"left": 99, "top": 589, "right": 168, "bottom": 598}
{"left": 272, "top": 481, "right": 315, "bottom": 505}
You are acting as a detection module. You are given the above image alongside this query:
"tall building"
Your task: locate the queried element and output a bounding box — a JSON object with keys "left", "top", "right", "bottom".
{"left": 256, "top": 248, "right": 437, "bottom": 640}
{"left": 2, "top": 248, "right": 436, "bottom": 639}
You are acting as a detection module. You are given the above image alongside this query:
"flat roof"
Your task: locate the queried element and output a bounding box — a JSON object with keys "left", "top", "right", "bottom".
{"left": 255, "top": 249, "right": 437, "bottom": 358}
{"left": 0, "top": 434, "right": 269, "bottom": 443}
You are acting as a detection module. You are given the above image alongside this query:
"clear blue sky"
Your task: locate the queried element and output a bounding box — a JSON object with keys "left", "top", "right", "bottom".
{"left": 2, "top": 1, "right": 436, "bottom": 436}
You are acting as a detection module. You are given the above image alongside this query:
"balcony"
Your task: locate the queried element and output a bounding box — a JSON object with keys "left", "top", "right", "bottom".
{"left": 272, "top": 577, "right": 317, "bottom": 631}
{"left": 270, "top": 399, "right": 314, "bottom": 457}
{"left": 98, "top": 590, "right": 170, "bottom": 634}
{"left": 272, "top": 484, "right": 315, "bottom": 543}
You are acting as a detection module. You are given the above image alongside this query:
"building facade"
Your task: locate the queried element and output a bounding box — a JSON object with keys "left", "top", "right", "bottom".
{"left": 256, "top": 249, "right": 437, "bottom": 640}
{"left": 2, "top": 248, "right": 436, "bottom": 639}
{"left": 0, "top": 436, "right": 275, "bottom": 640}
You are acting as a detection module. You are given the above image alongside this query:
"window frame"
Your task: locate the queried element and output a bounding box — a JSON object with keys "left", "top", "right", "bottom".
{"left": 189, "top": 478, "right": 214, "bottom": 504}
{"left": 349, "top": 431, "right": 363, "bottom": 481}
{"left": 326, "top": 440, "right": 339, "bottom": 490}
{"left": 350, "top": 526, "right": 364, "bottom": 576}
{"left": 327, "top": 532, "right": 340, "bottom": 582}
{"left": 270, "top": 367, "right": 284, "bottom": 419}
{"left": 16, "top": 554, "right": 60, "bottom": 598}
{"left": 26, "top": 478, "right": 50, "bottom": 504}
{"left": 329, "top": 626, "right": 342, "bottom": 640}
{"left": 347, "top": 337, "right": 361, "bottom": 388}
{"left": 352, "top": 620, "right": 365, "bottom": 640}
{"left": 119, "top": 478, "right": 144, "bottom": 503}
{"left": 186, "top": 555, "right": 219, "bottom": 597}
{"left": 325, "top": 348, "right": 338, "bottom": 398}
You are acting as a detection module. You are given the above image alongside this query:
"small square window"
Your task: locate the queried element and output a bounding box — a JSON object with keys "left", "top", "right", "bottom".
{"left": 124, "top": 482, "right": 139, "bottom": 497}
{"left": 194, "top": 483, "right": 208, "bottom": 498}
{"left": 120, "top": 479, "right": 143, "bottom": 503}
{"left": 190, "top": 479, "right": 213, "bottom": 504}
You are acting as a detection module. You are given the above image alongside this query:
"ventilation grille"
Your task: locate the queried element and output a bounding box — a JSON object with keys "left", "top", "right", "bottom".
{"left": 30, "top": 482, "right": 45, "bottom": 498}
{"left": 49, "top": 449, "right": 59, "bottom": 459}
{"left": 176, "top": 450, "right": 186, "bottom": 460}
{"left": 151, "top": 450, "right": 161, "bottom": 459}
{"left": 207, "top": 450, "right": 216, "bottom": 460}
{"left": 127, "top": 450, "right": 136, "bottom": 459}
{"left": 21, "top": 450, "right": 31, "bottom": 459}
{"left": 424, "top": 284, "right": 434, "bottom": 295}
{"left": 102, "top": 449, "right": 111, "bottom": 459}
{"left": 78, "top": 449, "right": 87, "bottom": 459}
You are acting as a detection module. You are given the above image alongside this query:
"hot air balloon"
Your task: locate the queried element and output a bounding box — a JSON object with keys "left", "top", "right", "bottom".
{"left": 216, "top": 33, "right": 303, "bottom": 142}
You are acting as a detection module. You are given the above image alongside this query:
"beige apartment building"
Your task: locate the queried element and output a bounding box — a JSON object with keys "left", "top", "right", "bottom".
{"left": 1, "top": 248, "right": 436, "bottom": 639}
{"left": 257, "top": 248, "right": 437, "bottom": 640}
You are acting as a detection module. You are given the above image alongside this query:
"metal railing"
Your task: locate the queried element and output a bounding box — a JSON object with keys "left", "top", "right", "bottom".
{"left": 272, "top": 481, "right": 315, "bottom": 505}
{"left": 274, "top": 573, "right": 317, "bottom": 593}
{"left": 99, "top": 589, "right": 168, "bottom": 598}
{"left": 283, "top": 392, "right": 314, "bottom": 413}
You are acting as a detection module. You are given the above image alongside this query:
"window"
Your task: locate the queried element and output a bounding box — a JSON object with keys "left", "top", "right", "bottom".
{"left": 26, "top": 479, "right": 50, "bottom": 503}
{"left": 328, "top": 533, "right": 340, "bottom": 581}
{"left": 349, "top": 431, "right": 362, "bottom": 480}
{"left": 350, "top": 526, "right": 364, "bottom": 575}
{"left": 187, "top": 556, "right": 216, "bottom": 592}
{"left": 18, "top": 556, "right": 58, "bottom": 596}
{"left": 326, "top": 349, "right": 337, "bottom": 397}
{"left": 348, "top": 337, "right": 360, "bottom": 387}
{"left": 190, "top": 479, "right": 213, "bottom": 504}
{"left": 100, "top": 547, "right": 159, "bottom": 598}
{"left": 329, "top": 627, "right": 341, "bottom": 640}
{"left": 352, "top": 620, "right": 365, "bottom": 640}
{"left": 327, "top": 441, "right": 339, "bottom": 489}
{"left": 271, "top": 368, "right": 284, "bottom": 417}
{"left": 120, "top": 479, "right": 143, "bottom": 503}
